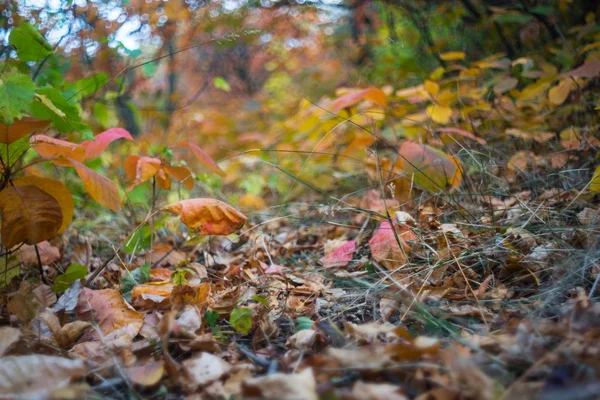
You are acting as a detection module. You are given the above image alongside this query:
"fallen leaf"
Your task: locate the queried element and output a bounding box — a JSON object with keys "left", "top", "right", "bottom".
{"left": 125, "top": 361, "right": 165, "bottom": 387}
{"left": 242, "top": 367, "right": 318, "bottom": 400}
{"left": 369, "top": 221, "right": 416, "bottom": 267}
{"left": 320, "top": 240, "right": 356, "bottom": 268}
{"left": 352, "top": 381, "right": 408, "bottom": 400}
{"left": 397, "top": 140, "right": 462, "bottom": 192}
{"left": 426, "top": 104, "right": 453, "bottom": 124}
{"left": 38, "top": 310, "right": 90, "bottom": 348}
{"left": 0, "top": 355, "right": 86, "bottom": 398}
{"left": 16, "top": 241, "right": 60, "bottom": 266}
{"left": 0, "top": 327, "right": 21, "bottom": 357}
{"left": 162, "top": 198, "right": 247, "bottom": 236}
{"left": 286, "top": 329, "right": 320, "bottom": 351}
{"left": 75, "top": 288, "right": 144, "bottom": 342}
{"left": 182, "top": 352, "right": 232, "bottom": 390}
{"left": 0, "top": 185, "right": 63, "bottom": 248}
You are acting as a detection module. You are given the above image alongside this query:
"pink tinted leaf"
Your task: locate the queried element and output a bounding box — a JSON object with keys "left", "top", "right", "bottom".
{"left": 175, "top": 141, "right": 225, "bottom": 177}
{"left": 368, "top": 221, "right": 416, "bottom": 267}
{"left": 330, "top": 88, "right": 387, "bottom": 114}
{"left": 81, "top": 128, "right": 133, "bottom": 160}
{"left": 320, "top": 240, "right": 357, "bottom": 268}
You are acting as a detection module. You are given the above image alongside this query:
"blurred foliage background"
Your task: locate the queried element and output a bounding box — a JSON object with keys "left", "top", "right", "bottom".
{"left": 1, "top": 0, "right": 598, "bottom": 228}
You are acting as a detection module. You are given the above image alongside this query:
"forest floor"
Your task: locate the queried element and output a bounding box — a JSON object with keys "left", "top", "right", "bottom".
{"left": 2, "top": 149, "right": 600, "bottom": 400}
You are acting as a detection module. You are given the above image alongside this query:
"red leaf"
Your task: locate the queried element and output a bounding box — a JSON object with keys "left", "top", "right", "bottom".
{"left": 81, "top": 128, "right": 133, "bottom": 160}
{"left": 368, "top": 221, "right": 416, "bottom": 268}
{"left": 320, "top": 240, "right": 357, "bottom": 268}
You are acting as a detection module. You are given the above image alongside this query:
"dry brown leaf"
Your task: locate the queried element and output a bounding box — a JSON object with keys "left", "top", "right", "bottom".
{"left": 75, "top": 288, "right": 144, "bottom": 342}
{"left": 352, "top": 381, "right": 408, "bottom": 400}
{"left": 242, "top": 367, "right": 318, "bottom": 400}
{"left": 39, "top": 310, "right": 90, "bottom": 348}
{"left": 0, "top": 327, "right": 21, "bottom": 357}
{"left": 0, "top": 355, "right": 86, "bottom": 398}
{"left": 125, "top": 361, "right": 165, "bottom": 387}
{"left": 16, "top": 241, "right": 60, "bottom": 266}
{"left": 182, "top": 352, "right": 232, "bottom": 391}
{"left": 162, "top": 198, "right": 247, "bottom": 236}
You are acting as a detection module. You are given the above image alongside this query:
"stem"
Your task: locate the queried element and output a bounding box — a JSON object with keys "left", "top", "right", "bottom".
{"left": 34, "top": 244, "right": 48, "bottom": 285}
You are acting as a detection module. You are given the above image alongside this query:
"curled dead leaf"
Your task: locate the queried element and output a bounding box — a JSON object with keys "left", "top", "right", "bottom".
{"left": 162, "top": 198, "right": 247, "bottom": 236}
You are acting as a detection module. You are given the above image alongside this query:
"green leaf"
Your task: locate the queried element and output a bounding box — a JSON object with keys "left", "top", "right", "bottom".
{"left": 251, "top": 294, "right": 269, "bottom": 307}
{"left": 9, "top": 23, "right": 53, "bottom": 62}
{"left": 230, "top": 307, "right": 253, "bottom": 335}
{"left": 0, "top": 73, "right": 35, "bottom": 124}
{"left": 62, "top": 73, "right": 109, "bottom": 102}
{"left": 171, "top": 268, "right": 194, "bottom": 285}
{"left": 204, "top": 310, "right": 219, "bottom": 327}
{"left": 214, "top": 77, "right": 231, "bottom": 92}
{"left": 120, "top": 262, "right": 151, "bottom": 301}
{"left": 494, "top": 13, "right": 533, "bottom": 24}
{"left": 0, "top": 257, "right": 21, "bottom": 288}
{"left": 123, "top": 225, "right": 153, "bottom": 254}
{"left": 31, "top": 87, "right": 91, "bottom": 138}
{"left": 54, "top": 263, "right": 88, "bottom": 292}
{"left": 294, "top": 316, "right": 313, "bottom": 332}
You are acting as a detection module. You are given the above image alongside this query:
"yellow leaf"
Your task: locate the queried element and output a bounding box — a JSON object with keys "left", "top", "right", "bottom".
{"left": 440, "top": 51, "right": 465, "bottom": 61}
{"left": 426, "top": 105, "right": 453, "bottom": 124}
{"left": 424, "top": 80, "right": 439, "bottom": 98}
{"left": 591, "top": 166, "right": 600, "bottom": 194}
{"left": 548, "top": 78, "right": 575, "bottom": 105}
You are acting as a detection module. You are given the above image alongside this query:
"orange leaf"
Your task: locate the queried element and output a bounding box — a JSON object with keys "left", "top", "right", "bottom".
{"left": 69, "top": 159, "right": 121, "bottom": 211}
{"left": 0, "top": 185, "right": 63, "bottom": 248}
{"left": 176, "top": 141, "right": 225, "bottom": 177}
{"left": 330, "top": 87, "right": 387, "bottom": 114}
{"left": 12, "top": 176, "right": 74, "bottom": 234}
{"left": 436, "top": 127, "right": 487, "bottom": 144}
{"left": 397, "top": 141, "right": 462, "bottom": 192}
{"left": 162, "top": 198, "right": 247, "bottom": 236}
{"left": 163, "top": 165, "right": 194, "bottom": 190}
{"left": 81, "top": 128, "right": 133, "bottom": 160}
{"left": 75, "top": 288, "right": 144, "bottom": 341}
{"left": 156, "top": 168, "right": 171, "bottom": 190}
{"left": 30, "top": 135, "right": 86, "bottom": 164}
{"left": 368, "top": 221, "right": 416, "bottom": 268}
{"left": 0, "top": 117, "right": 50, "bottom": 144}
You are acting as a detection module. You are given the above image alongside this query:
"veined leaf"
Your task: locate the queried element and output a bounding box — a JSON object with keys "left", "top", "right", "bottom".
{"left": 0, "top": 73, "right": 36, "bottom": 124}
{"left": 12, "top": 176, "right": 74, "bottom": 234}
{"left": 0, "top": 185, "right": 63, "bottom": 248}
{"left": 8, "top": 23, "right": 53, "bottom": 62}
{"left": 162, "top": 198, "right": 247, "bottom": 236}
